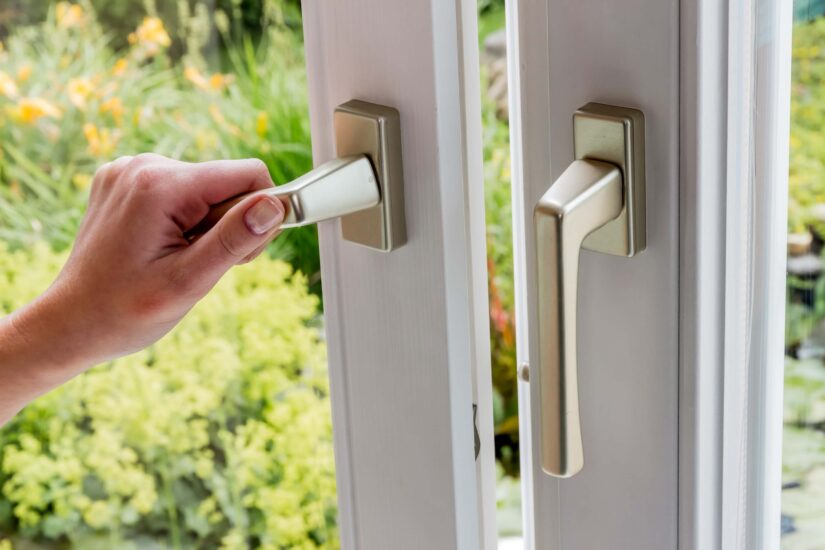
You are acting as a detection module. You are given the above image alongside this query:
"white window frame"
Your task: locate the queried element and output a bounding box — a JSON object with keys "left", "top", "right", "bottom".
{"left": 508, "top": 0, "right": 792, "bottom": 548}
{"left": 301, "top": 2, "right": 497, "bottom": 549}
{"left": 679, "top": 0, "right": 791, "bottom": 548}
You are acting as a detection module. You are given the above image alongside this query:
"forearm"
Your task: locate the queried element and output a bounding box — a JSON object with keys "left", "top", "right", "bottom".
{"left": 0, "top": 290, "right": 91, "bottom": 425}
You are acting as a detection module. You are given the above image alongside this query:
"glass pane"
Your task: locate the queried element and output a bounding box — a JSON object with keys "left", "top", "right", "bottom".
{"left": 0, "top": 2, "right": 338, "bottom": 548}
{"left": 784, "top": 2, "right": 825, "bottom": 547}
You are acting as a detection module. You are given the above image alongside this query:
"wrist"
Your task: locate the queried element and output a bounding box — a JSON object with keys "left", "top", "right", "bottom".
{"left": 0, "top": 289, "right": 95, "bottom": 423}
{"left": 6, "top": 285, "right": 96, "bottom": 381}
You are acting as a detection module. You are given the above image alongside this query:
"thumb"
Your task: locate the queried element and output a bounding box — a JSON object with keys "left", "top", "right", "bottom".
{"left": 181, "top": 195, "right": 286, "bottom": 285}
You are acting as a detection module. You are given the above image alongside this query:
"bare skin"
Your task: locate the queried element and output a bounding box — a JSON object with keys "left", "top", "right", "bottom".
{"left": 0, "top": 153, "right": 288, "bottom": 424}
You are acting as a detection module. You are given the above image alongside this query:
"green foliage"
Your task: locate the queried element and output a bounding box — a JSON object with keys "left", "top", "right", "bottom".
{"left": 476, "top": 2, "right": 505, "bottom": 48}
{"left": 784, "top": 19, "right": 825, "bottom": 347}
{"left": 790, "top": 17, "right": 825, "bottom": 233}
{"left": 495, "top": 463, "right": 521, "bottom": 538}
{"left": 0, "top": 242, "right": 337, "bottom": 548}
{"left": 786, "top": 357, "right": 825, "bottom": 425}
{"left": 0, "top": 0, "right": 303, "bottom": 50}
{"left": 785, "top": 272, "right": 825, "bottom": 349}
{"left": 0, "top": 1, "right": 321, "bottom": 286}
{"left": 479, "top": 57, "right": 520, "bottom": 475}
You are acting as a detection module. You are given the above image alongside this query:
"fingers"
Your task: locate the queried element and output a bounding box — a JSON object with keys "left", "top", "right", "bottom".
{"left": 89, "top": 155, "right": 134, "bottom": 201}
{"left": 179, "top": 158, "right": 275, "bottom": 204}
{"left": 90, "top": 154, "right": 277, "bottom": 234}
{"left": 97, "top": 155, "right": 135, "bottom": 179}
{"left": 178, "top": 195, "right": 285, "bottom": 289}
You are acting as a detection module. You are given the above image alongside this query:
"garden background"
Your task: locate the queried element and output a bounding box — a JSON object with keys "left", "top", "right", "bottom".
{"left": 2, "top": 0, "right": 825, "bottom": 548}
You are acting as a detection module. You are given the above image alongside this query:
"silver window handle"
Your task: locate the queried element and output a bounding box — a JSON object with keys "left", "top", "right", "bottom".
{"left": 534, "top": 103, "right": 646, "bottom": 478}
{"left": 190, "top": 154, "right": 379, "bottom": 228}
{"left": 188, "top": 100, "right": 405, "bottom": 252}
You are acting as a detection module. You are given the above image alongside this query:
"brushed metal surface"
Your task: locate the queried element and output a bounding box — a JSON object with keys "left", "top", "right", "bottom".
{"left": 184, "top": 155, "right": 379, "bottom": 237}
{"left": 335, "top": 100, "right": 406, "bottom": 251}
{"left": 534, "top": 103, "right": 646, "bottom": 478}
{"left": 535, "top": 160, "right": 623, "bottom": 477}
{"left": 265, "top": 155, "right": 380, "bottom": 227}
{"left": 577, "top": 103, "right": 646, "bottom": 256}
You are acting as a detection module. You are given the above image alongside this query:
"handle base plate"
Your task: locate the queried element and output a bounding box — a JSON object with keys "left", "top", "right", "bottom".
{"left": 334, "top": 100, "right": 406, "bottom": 252}
{"left": 576, "top": 103, "right": 646, "bottom": 257}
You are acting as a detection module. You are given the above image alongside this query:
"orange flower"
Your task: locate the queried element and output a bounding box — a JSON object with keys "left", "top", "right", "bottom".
{"left": 67, "top": 77, "right": 95, "bottom": 109}
{"left": 13, "top": 97, "right": 62, "bottom": 124}
{"left": 184, "top": 67, "right": 208, "bottom": 89}
{"left": 16, "top": 64, "right": 32, "bottom": 83}
{"left": 83, "top": 123, "right": 118, "bottom": 157}
{"left": 56, "top": 2, "right": 86, "bottom": 29}
{"left": 208, "top": 73, "right": 234, "bottom": 90}
{"left": 100, "top": 97, "right": 124, "bottom": 126}
{"left": 0, "top": 71, "right": 18, "bottom": 98}
{"left": 112, "top": 58, "right": 128, "bottom": 77}
{"left": 128, "top": 17, "right": 171, "bottom": 57}
{"left": 185, "top": 67, "right": 234, "bottom": 91}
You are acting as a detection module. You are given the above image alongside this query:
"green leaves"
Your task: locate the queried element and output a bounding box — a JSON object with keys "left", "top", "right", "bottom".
{"left": 0, "top": 245, "right": 336, "bottom": 548}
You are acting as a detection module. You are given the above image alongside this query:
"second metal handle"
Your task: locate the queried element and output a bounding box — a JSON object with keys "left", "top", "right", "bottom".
{"left": 533, "top": 103, "right": 646, "bottom": 478}
{"left": 534, "top": 159, "right": 623, "bottom": 477}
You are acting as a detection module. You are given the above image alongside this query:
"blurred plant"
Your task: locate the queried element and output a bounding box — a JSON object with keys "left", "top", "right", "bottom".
{"left": 786, "top": 357, "right": 825, "bottom": 426}
{"left": 783, "top": 19, "right": 825, "bottom": 350}
{"left": 480, "top": 61, "right": 520, "bottom": 476}
{"left": 0, "top": 242, "right": 337, "bottom": 549}
{"left": 789, "top": 17, "right": 825, "bottom": 234}
{"left": 0, "top": 1, "right": 321, "bottom": 287}
{"left": 0, "top": 0, "right": 303, "bottom": 51}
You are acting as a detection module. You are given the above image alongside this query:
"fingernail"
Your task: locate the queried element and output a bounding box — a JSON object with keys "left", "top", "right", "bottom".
{"left": 244, "top": 197, "right": 284, "bottom": 235}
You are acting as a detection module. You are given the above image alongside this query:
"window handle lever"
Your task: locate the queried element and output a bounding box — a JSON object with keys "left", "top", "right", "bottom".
{"left": 187, "top": 100, "right": 405, "bottom": 252}
{"left": 534, "top": 103, "right": 646, "bottom": 478}
{"left": 188, "top": 154, "right": 379, "bottom": 233}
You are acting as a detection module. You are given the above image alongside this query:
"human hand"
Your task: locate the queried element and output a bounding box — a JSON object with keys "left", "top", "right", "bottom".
{"left": 5, "top": 154, "right": 286, "bottom": 381}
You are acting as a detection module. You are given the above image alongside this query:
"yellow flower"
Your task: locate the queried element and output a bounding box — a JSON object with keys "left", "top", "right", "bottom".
{"left": 16, "top": 64, "right": 32, "bottom": 83}
{"left": 185, "top": 67, "right": 234, "bottom": 91}
{"left": 208, "top": 72, "right": 234, "bottom": 90}
{"left": 83, "top": 123, "right": 118, "bottom": 157}
{"left": 100, "top": 97, "right": 124, "bottom": 126}
{"left": 82, "top": 122, "right": 97, "bottom": 143}
{"left": 71, "top": 173, "right": 92, "bottom": 191}
{"left": 0, "top": 538, "right": 12, "bottom": 550}
{"left": 129, "top": 17, "right": 171, "bottom": 57}
{"left": 56, "top": 2, "right": 85, "bottom": 29}
{"left": 255, "top": 111, "right": 268, "bottom": 138}
{"left": 13, "top": 97, "right": 61, "bottom": 124}
{"left": 184, "top": 66, "right": 208, "bottom": 89}
{"left": 0, "top": 71, "right": 18, "bottom": 98}
{"left": 195, "top": 131, "right": 218, "bottom": 152}
{"left": 67, "top": 77, "right": 94, "bottom": 109}
{"left": 112, "top": 58, "right": 128, "bottom": 77}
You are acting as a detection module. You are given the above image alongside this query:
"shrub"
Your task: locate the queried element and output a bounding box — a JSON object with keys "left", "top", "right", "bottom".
{"left": 0, "top": 242, "right": 337, "bottom": 548}
{"left": 790, "top": 16, "right": 825, "bottom": 234}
